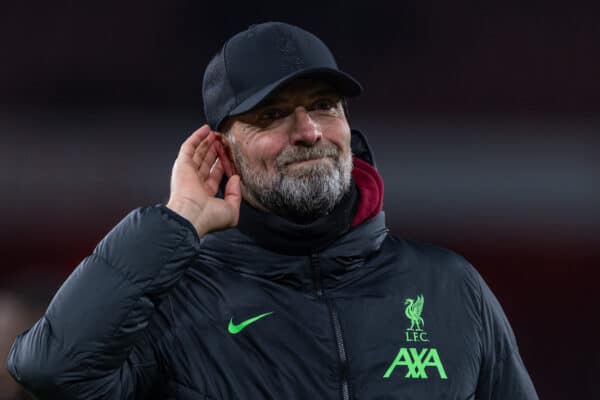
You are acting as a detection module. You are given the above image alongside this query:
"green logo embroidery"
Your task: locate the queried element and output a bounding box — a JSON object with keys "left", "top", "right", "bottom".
{"left": 405, "top": 294, "right": 425, "bottom": 331}
{"left": 383, "top": 347, "right": 448, "bottom": 379}
{"left": 383, "top": 294, "right": 448, "bottom": 380}
{"left": 228, "top": 312, "right": 273, "bottom": 334}
{"left": 404, "top": 294, "right": 428, "bottom": 342}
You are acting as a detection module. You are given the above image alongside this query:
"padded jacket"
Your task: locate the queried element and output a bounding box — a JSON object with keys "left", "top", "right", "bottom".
{"left": 7, "top": 131, "right": 538, "bottom": 400}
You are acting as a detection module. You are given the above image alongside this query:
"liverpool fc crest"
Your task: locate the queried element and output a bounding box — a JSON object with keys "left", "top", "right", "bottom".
{"left": 404, "top": 294, "right": 425, "bottom": 331}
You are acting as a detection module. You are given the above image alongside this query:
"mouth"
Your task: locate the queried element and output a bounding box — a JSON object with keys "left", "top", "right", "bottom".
{"left": 291, "top": 157, "right": 324, "bottom": 164}
{"left": 286, "top": 156, "right": 331, "bottom": 168}
{"left": 286, "top": 156, "right": 332, "bottom": 166}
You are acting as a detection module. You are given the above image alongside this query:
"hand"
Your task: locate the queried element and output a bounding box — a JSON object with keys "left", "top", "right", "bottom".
{"left": 166, "top": 125, "right": 241, "bottom": 236}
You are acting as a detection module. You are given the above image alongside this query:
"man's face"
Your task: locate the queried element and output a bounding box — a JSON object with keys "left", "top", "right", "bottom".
{"left": 223, "top": 78, "right": 353, "bottom": 222}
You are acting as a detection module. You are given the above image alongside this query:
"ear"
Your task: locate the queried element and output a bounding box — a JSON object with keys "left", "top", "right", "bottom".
{"left": 214, "top": 132, "right": 239, "bottom": 177}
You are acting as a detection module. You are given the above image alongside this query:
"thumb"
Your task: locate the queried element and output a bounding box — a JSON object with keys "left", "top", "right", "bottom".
{"left": 224, "top": 175, "right": 242, "bottom": 224}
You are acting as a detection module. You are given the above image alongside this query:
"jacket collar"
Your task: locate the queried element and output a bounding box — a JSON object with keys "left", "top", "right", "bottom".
{"left": 235, "top": 180, "right": 359, "bottom": 256}
{"left": 197, "top": 211, "right": 387, "bottom": 293}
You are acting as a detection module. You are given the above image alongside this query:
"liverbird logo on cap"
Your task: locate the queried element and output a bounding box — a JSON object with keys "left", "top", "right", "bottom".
{"left": 278, "top": 28, "right": 304, "bottom": 74}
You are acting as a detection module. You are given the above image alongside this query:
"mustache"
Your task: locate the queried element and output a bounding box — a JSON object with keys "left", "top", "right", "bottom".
{"left": 276, "top": 145, "right": 340, "bottom": 168}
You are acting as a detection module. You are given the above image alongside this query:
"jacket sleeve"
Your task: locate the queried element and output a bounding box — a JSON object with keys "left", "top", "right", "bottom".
{"left": 6, "top": 205, "right": 200, "bottom": 400}
{"left": 473, "top": 271, "right": 539, "bottom": 400}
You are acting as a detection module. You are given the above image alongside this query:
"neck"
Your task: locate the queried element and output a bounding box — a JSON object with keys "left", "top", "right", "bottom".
{"left": 239, "top": 183, "right": 269, "bottom": 213}
{"left": 236, "top": 182, "right": 359, "bottom": 255}
{"left": 239, "top": 182, "right": 350, "bottom": 224}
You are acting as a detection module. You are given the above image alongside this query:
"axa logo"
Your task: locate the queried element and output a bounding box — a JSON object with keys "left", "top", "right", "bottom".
{"left": 383, "top": 347, "right": 448, "bottom": 379}
{"left": 383, "top": 294, "right": 448, "bottom": 380}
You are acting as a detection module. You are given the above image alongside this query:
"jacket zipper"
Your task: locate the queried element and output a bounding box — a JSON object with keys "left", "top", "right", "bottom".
{"left": 311, "top": 253, "right": 351, "bottom": 400}
{"left": 329, "top": 300, "right": 351, "bottom": 400}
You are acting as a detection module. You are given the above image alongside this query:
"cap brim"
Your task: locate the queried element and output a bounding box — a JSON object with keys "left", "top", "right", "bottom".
{"left": 228, "top": 67, "right": 363, "bottom": 118}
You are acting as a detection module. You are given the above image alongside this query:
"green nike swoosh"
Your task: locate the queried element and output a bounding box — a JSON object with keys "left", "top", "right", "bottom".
{"left": 228, "top": 312, "right": 273, "bottom": 334}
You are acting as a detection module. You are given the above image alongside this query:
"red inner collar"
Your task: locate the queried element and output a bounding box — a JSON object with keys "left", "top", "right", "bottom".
{"left": 351, "top": 157, "right": 384, "bottom": 227}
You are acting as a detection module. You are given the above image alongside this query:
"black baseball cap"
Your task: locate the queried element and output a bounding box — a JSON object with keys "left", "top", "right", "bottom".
{"left": 202, "top": 22, "right": 363, "bottom": 131}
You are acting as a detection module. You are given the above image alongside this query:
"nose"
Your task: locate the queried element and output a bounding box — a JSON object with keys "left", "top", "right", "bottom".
{"left": 289, "top": 106, "right": 322, "bottom": 146}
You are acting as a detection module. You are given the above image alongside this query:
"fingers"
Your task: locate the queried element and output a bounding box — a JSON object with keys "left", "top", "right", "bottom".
{"left": 206, "top": 158, "right": 225, "bottom": 195}
{"left": 196, "top": 138, "right": 218, "bottom": 177}
{"left": 224, "top": 175, "right": 242, "bottom": 225}
{"left": 180, "top": 125, "right": 211, "bottom": 157}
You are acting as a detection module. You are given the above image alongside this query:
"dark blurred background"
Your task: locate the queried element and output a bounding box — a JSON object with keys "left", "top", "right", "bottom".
{"left": 1, "top": 1, "right": 598, "bottom": 398}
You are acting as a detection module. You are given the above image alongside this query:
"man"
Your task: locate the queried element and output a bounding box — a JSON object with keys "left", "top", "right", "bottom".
{"left": 6, "top": 22, "right": 538, "bottom": 399}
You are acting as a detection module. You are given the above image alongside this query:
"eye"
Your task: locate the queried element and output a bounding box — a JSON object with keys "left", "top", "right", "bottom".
{"left": 311, "top": 97, "right": 340, "bottom": 112}
{"left": 258, "top": 108, "right": 286, "bottom": 122}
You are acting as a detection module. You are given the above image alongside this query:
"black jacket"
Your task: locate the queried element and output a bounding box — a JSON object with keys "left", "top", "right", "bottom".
{"left": 7, "top": 132, "right": 538, "bottom": 399}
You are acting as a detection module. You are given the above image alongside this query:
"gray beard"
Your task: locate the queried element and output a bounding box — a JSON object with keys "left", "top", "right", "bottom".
{"left": 233, "top": 144, "right": 353, "bottom": 222}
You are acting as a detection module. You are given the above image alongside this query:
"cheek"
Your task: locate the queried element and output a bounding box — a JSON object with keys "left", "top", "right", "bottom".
{"left": 324, "top": 121, "right": 352, "bottom": 153}
{"left": 239, "top": 136, "right": 286, "bottom": 171}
